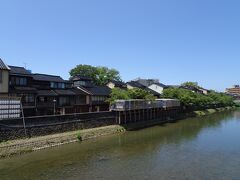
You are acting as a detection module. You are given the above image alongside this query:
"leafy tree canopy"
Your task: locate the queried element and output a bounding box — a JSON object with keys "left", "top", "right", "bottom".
{"left": 162, "top": 87, "right": 234, "bottom": 107}
{"left": 107, "top": 88, "right": 156, "bottom": 104}
{"left": 70, "top": 64, "right": 121, "bottom": 86}
{"left": 107, "top": 88, "right": 130, "bottom": 104}
{"left": 181, "top": 82, "right": 200, "bottom": 88}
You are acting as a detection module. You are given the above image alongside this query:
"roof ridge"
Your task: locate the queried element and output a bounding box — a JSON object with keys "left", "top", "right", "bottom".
{"left": 33, "top": 73, "right": 61, "bottom": 77}
{"left": 77, "top": 86, "right": 92, "bottom": 95}
{"left": 8, "top": 65, "right": 25, "bottom": 68}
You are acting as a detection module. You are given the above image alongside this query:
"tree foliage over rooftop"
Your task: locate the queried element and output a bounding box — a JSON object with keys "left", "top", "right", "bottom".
{"left": 107, "top": 88, "right": 156, "bottom": 104}
{"left": 181, "top": 81, "right": 200, "bottom": 88}
{"left": 69, "top": 64, "right": 121, "bottom": 86}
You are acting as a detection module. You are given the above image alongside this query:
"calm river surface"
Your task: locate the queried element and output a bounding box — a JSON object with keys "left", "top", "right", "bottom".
{"left": 1, "top": 110, "right": 240, "bottom": 180}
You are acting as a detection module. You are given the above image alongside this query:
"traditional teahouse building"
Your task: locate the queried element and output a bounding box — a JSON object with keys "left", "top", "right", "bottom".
{"left": 8, "top": 66, "right": 37, "bottom": 116}
{"left": 71, "top": 75, "right": 111, "bottom": 112}
{"left": 0, "top": 58, "right": 96, "bottom": 116}
{"left": 0, "top": 58, "right": 119, "bottom": 116}
{"left": 32, "top": 73, "right": 74, "bottom": 115}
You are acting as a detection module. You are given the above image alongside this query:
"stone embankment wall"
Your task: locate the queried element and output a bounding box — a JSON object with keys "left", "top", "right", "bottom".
{"left": 0, "top": 108, "right": 182, "bottom": 142}
{"left": 0, "top": 111, "right": 116, "bottom": 141}
{"left": 1, "top": 107, "right": 231, "bottom": 142}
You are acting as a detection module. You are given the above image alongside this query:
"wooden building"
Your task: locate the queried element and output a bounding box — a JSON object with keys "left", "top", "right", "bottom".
{"left": 71, "top": 75, "right": 111, "bottom": 112}
{"left": 8, "top": 66, "right": 37, "bottom": 116}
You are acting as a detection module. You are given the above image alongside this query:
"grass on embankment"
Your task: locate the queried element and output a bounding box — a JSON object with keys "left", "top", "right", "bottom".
{"left": 193, "top": 106, "right": 234, "bottom": 117}
{"left": 0, "top": 125, "right": 125, "bottom": 158}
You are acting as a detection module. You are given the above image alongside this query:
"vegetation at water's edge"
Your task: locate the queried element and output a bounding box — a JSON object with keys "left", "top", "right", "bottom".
{"left": 162, "top": 88, "right": 234, "bottom": 107}
{"left": 76, "top": 131, "right": 82, "bottom": 141}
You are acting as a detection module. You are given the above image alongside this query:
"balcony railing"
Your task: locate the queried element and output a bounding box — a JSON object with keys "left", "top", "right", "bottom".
{"left": 37, "top": 102, "right": 55, "bottom": 107}
{"left": 22, "top": 102, "right": 36, "bottom": 107}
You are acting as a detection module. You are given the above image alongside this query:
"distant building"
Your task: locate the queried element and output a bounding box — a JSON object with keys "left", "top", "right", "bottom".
{"left": 0, "top": 58, "right": 10, "bottom": 95}
{"left": 126, "top": 80, "right": 161, "bottom": 97}
{"left": 135, "top": 78, "right": 166, "bottom": 95}
{"left": 165, "top": 84, "right": 209, "bottom": 95}
{"left": 180, "top": 85, "right": 209, "bottom": 95}
{"left": 106, "top": 80, "right": 127, "bottom": 89}
{"left": 226, "top": 85, "right": 240, "bottom": 95}
{"left": 165, "top": 85, "right": 180, "bottom": 89}
{"left": 127, "top": 78, "right": 166, "bottom": 96}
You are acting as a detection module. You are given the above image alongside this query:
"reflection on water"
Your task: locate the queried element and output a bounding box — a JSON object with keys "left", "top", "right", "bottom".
{"left": 0, "top": 111, "right": 240, "bottom": 179}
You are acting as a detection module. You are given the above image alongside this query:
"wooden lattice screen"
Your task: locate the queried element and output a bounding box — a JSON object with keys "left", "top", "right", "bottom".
{"left": 0, "top": 97, "right": 21, "bottom": 120}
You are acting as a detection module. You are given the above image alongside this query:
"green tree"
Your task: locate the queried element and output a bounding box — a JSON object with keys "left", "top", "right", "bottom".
{"left": 107, "top": 88, "right": 130, "bottom": 104}
{"left": 163, "top": 87, "right": 234, "bottom": 107}
{"left": 107, "top": 88, "right": 156, "bottom": 104}
{"left": 70, "top": 65, "right": 121, "bottom": 86}
{"left": 128, "top": 88, "right": 156, "bottom": 101}
{"left": 181, "top": 82, "right": 199, "bottom": 88}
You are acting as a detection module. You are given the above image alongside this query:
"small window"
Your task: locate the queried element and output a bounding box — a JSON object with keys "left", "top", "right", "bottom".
{"left": 39, "top": 97, "right": 45, "bottom": 102}
{"left": 50, "top": 82, "right": 54, "bottom": 88}
{"left": 58, "top": 83, "right": 65, "bottom": 89}
{"left": 50, "top": 82, "right": 58, "bottom": 88}
{"left": 20, "top": 78, "right": 24, "bottom": 85}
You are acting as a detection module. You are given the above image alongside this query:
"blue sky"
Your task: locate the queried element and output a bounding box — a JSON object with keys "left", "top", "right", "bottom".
{"left": 0, "top": 0, "right": 240, "bottom": 91}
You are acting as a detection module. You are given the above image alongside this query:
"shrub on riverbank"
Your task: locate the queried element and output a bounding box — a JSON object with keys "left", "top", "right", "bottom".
{"left": 76, "top": 131, "right": 82, "bottom": 141}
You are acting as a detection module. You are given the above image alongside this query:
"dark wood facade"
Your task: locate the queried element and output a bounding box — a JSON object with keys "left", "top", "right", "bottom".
{"left": 5, "top": 66, "right": 111, "bottom": 116}
{"left": 71, "top": 75, "right": 111, "bottom": 112}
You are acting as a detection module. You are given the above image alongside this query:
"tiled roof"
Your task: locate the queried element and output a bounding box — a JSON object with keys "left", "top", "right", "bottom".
{"left": 54, "top": 89, "right": 76, "bottom": 96}
{"left": 10, "top": 86, "right": 37, "bottom": 92}
{"left": 165, "top": 85, "right": 180, "bottom": 89}
{"left": 71, "top": 87, "right": 89, "bottom": 95}
{"left": 33, "top": 74, "right": 66, "bottom": 82}
{"left": 127, "top": 81, "right": 161, "bottom": 96}
{"left": 108, "top": 80, "right": 127, "bottom": 87}
{"left": 37, "top": 90, "right": 58, "bottom": 96}
{"left": 0, "top": 58, "right": 10, "bottom": 70}
{"left": 70, "top": 75, "right": 92, "bottom": 81}
{"left": 9, "top": 66, "right": 32, "bottom": 76}
{"left": 127, "top": 81, "right": 146, "bottom": 89}
{"left": 81, "top": 86, "right": 111, "bottom": 96}
{"left": 152, "top": 82, "right": 167, "bottom": 88}
{"left": 135, "top": 79, "right": 166, "bottom": 88}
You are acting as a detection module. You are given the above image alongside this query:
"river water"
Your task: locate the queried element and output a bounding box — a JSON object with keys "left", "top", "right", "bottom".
{"left": 1, "top": 110, "right": 240, "bottom": 180}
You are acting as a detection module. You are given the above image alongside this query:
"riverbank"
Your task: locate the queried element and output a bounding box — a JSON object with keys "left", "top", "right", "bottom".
{"left": 123, "top": 106, "right": 236, "bottom": 130}
{"left": 1, "top": 108, "right": 239, "bottom": 180}
{"left": 0, "top": 125, "right": 125, "bottom": 158}
{"left": 0, "top": 106, "right": 235, "bottom": 158}
{"left": 190, "top": 106, "right": 235, "bottom": 117}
